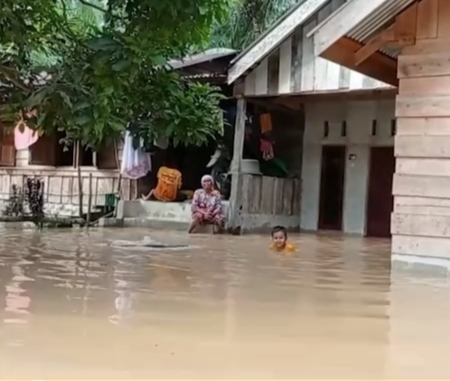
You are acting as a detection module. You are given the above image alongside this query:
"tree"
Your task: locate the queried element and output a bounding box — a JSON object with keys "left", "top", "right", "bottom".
{"left": 0, "top": 0, "right": 232, "bottom": 148}
{"left": 211, "top": 0, "right": 299, "bottom": 49}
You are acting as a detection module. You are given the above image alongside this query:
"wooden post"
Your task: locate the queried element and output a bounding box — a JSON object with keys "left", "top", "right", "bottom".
{"left": 76, "top": 141, "right": 83, "bottom": 219}
{"left": 228, "top": 97, "right": 246, "bottom": 233}
{"left": 86, "top": 173, "right": 93, "bottom": 228}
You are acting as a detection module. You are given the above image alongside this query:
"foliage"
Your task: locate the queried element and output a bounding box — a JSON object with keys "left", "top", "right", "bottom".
{"left": 2, "top": 181, "right": 45, "bottom": 228}
{"left": 127, "top": 79, "right": 224, "bottom": 148}
{"left": 2, "top": 185, "right": 25, "bottom": 217}
{"left": 211, "top": 0, "right": 300, "bottom": 49}
{"left": 0, "top": 0, "right": 230, "bottom": 148}
{"left": 25, "top": 178, "right": 45, "bottom": 227}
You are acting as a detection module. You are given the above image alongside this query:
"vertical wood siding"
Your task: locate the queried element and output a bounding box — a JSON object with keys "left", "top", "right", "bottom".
{"left": 243, "top": 0, "right": 390, "bottom": 96}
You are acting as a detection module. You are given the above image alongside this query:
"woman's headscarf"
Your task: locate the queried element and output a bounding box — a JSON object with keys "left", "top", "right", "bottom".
{"left": 201, "top": 174, "right": 213, "bottom": 185}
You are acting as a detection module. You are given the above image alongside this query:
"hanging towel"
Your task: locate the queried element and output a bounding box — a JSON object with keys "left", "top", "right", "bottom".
{"left": 14, "top": 122, "right": 39, "bottom": 150}
{"left": 121, "top": 131, "right": 152, "bottom": 179}
{"left": 260, "top": 113, "right": 272, "bottom": 133}
{"left": 260, "top": 138, "right": 274, "bottom": 161}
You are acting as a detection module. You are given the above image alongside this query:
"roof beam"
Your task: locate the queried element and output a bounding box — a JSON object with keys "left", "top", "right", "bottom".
{"left": 321, "top": 36, "right": 398, "bottom": 86}
{"left": 354, "top": 24, "right": 395, "bottom": 66}
{"left": 394, "top": 1, "right": 418, "bottom": 44}
{"left": 227, "top": 0, "right": 329, "bottom": 85}
{"left": 354, "top": 2, "right": 417, "bottom": 66}
{"left": 310, "top": 0, "right": 393, "bottom": 56}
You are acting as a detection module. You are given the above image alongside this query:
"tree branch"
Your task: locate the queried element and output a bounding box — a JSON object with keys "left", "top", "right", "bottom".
{"left": 0, "top": 66, "right": 32, "bottom": 92}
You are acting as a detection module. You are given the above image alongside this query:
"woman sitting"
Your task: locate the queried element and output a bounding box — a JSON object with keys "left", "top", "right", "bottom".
{"left": 188, "top": 175, "right": 225, "bottom": 234}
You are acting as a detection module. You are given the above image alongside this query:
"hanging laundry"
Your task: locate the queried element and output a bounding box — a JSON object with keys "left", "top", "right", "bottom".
{"left": 14, "top": 121, "right": 39, "bottom": 150}
{"left": 121, "top": 131, "right": 152, "bottom": 179}
{"left": 260, "top": 113, "right": 272, "bottom": 133}
{"left": 260, "top": 138, "right": 274, "bottom": 161}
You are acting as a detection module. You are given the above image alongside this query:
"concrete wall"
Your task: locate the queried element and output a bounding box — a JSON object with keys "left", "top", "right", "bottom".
{"left": 116, "top": 199, "right": 299, "bottom": 233}
{"left": 301, "top": 98, "right": 395, "bottom": 234}
{"left": 116, "top": 200, "right": 231, "bottom": 231}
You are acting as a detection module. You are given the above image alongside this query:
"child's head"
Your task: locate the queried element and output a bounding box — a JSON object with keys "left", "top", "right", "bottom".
{"left": 271, "top": 226, "right": 287, "bottom": 248}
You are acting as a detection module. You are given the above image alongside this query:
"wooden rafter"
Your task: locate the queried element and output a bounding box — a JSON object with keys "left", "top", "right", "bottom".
{"left": 354, "top": 24, "right": 395, "bottom": 66}
{"left": 322, "top": 37, "right": 398, "bottom": 86}
{"left": 310, "top": 0, "right": 393, "bottom": 56}
{"left": 354, "top": 2, "right": 418, "bottom": 66}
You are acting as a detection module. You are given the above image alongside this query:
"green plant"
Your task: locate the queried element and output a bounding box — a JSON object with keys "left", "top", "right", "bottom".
{"left": 211, "top": 0, "right": 300, "bottom": 49}
{"left": 2, "top": 185, "right": 25, "bottom": 217}
{"left": 1, "top": 0, "right": 231, "bottom": 148}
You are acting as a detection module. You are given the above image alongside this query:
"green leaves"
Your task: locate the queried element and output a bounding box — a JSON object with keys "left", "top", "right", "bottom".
{"left": 1, "top": 0, "right": 233, "bottom": 149}
{"left": 86, "top": 36, "right": 120, "bottom": 51}
{"left": 211, "top": 0, "right": 299, "bottom": 49}
{"left": 125, "top": 69, "right": 225, "bottom": 149}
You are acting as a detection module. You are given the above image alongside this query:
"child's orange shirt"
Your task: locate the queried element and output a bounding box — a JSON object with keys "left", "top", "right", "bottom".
{"left": 269, "top": 243, "right": 296, "bottom": 252}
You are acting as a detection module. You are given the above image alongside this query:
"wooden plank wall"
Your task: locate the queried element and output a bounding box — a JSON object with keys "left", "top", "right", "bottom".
{"left": 393, "top": 0, "right": 450, "bottom": 258}
{"left": 244, "top": 0, "right": 390, "bottom": 96}
{"left": 241, "top": 175, "right": 301, "bottom": 216}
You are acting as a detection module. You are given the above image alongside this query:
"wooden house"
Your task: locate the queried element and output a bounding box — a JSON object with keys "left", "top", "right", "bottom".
{"left": 0, "top": 49, "right": 238, "bottom": 218}
{"left": 227, "top": 0, "right": 399, "bottom": 235}
{"left": 305, "top": 0, "right": 450, "bottom": 262}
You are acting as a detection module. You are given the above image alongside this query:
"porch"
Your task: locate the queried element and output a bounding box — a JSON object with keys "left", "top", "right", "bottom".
{"left": 226, "top": 0, "right": 399, "bottom": 236}
{"left": 114, "top": 173, "right": 300, "bottom": 233}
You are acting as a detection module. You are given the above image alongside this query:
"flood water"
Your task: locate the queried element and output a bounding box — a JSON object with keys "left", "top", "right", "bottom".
{"left": 0, "top": 227, "right": 450, "bottom": 378}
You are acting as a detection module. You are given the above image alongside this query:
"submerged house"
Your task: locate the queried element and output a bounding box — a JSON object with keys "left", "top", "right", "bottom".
{"left": 227, "top": 0, "right": 398, "bottom": 235}
{"left": 0, "top": 124, "right": 123, "bottom": 216}
{"left": 0, "top": 49, "right": 237, "bottom": 219}
{"left": 306, "top": 0, "right": 450, "bottom": 263}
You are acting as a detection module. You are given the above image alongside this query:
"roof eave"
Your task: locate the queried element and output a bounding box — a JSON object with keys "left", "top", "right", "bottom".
{"left": 309, "top": 0, "right": 402, "bottom": 56}
{"left": 227, "top": 0, "right": 330, "bottom": 85}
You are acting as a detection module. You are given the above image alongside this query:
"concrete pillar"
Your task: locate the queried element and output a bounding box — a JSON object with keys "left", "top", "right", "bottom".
{"left": 392, "top": 0, "right": 450, "bottom": 269}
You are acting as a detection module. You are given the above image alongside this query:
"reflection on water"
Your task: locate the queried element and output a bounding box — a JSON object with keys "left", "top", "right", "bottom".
{"left": 0, "top": 228, "right": 448, "bottom": 378}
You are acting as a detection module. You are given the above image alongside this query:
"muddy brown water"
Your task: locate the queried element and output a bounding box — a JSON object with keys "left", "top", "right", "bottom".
{"left": 0, "top": 227, "right": 449, "bottom": 378}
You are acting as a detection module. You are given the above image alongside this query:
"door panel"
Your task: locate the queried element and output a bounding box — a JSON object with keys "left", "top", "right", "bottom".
{"left": 318, "top": 146, "right": 346, "bottom": 231}
{"left": 366, "top": 147, "right": 395, "bottom": 238}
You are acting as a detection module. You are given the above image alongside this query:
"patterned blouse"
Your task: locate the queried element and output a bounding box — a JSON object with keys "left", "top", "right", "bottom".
{"left": 191, "top": 189, "right": 223, "bottom": 216}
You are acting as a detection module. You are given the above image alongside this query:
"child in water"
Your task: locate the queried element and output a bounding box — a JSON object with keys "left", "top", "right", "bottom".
{"left": 269, "top": 226, "right": 296, "bottom": 253}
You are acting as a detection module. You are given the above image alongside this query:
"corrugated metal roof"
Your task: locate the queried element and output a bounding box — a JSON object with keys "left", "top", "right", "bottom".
{"left": 169, "top": 48, "right": 237, "bottom": 70}
{"left": 180, "top": 73, "right": 226, "bottom": 79}
{"left": 347, "top": 0, "right": 416, "bottom": 58}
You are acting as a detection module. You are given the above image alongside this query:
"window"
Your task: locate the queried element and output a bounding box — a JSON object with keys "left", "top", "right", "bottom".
{"left": 29, "top": 131, "right": 117, "bottom": 169}
{"left": 323, "top": 121, "right": 329, "bottom": 138}
{"left": 391, "top": 119, "right": 396, "bottom": 136}
{"left": 341, "top": 121, "right": 347, "bottom": 137}
{"left": 371, "top": 120, "right": 377, "bottom": 136}
{"left": 0, "top": 123, "right": 16, "bottom": 167}
{"left": 96, "top": 142, "right": 118, "bottom": 170}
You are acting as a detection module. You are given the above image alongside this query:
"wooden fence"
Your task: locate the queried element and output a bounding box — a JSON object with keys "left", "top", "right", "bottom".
{"left": 241, "top": 174, "right": 301, "bottom": 216}
{"left": 0, "top": 168, "right": 136, "bottom": 216}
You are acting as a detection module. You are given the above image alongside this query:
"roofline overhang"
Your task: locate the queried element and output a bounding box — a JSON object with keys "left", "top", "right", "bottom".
{"left": 308, "top": 0, "right": 394, "bottom": 56}
{"left": 227, "top": 0, "right": 329, "bottom": 85}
